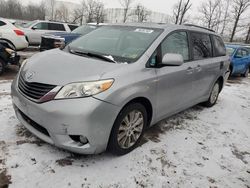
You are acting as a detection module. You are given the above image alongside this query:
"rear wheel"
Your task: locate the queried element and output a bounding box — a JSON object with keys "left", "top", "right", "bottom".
{"left": 203, "top": 82, "right": 220, "bottom": 107}
{"left": 0, "top": 60, "right": 5, "bottom": 75}
{"left": 108, "top": 103, "right": 147, "bottom": 155}
{"left": 241, "top": 67, "right": 249, "bottom": 77}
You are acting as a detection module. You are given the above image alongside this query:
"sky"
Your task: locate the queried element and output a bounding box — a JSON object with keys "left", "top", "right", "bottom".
{"left": 22, "top": 0, "right": 201, "bottom": 15}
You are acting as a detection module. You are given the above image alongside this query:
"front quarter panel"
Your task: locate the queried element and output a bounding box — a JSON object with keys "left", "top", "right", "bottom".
{"left": 94, "top": 55, "right": 158, "bottom": 124}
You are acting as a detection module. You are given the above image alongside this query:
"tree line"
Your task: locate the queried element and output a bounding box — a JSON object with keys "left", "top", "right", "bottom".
{"left": 0, "top": 0, "right": 249, "bottom": 43}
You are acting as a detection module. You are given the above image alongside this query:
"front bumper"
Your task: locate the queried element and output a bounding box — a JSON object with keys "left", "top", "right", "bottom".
{"left": 11, "top": 78, "right": 120, "bottom": 154}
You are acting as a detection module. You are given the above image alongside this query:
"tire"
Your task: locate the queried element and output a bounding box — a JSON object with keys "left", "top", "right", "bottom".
{"left": 0, "top": 59, "right": 5, "bottom": 75}
{"left": 241, "top": 67, "right": 249, "bottom": 77}
{"left": 203, "top": 82, "right": 220, "bottom": 107}
{"left": 1, "top": 39, "right": 16, "bottom": 50}
{"left": 108, "top": 103, "right": 147, "bottom": 155}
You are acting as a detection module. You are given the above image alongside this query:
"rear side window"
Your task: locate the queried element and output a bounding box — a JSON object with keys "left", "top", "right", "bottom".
{"left": 212, "top": 35, "right": 226, "bottom": 56}
{"left": 161, "top": 31, "right": 189, "bottom": 61}
{"left": 68, "top": 24, "right": 78, "bottom": 31}
{"left": 191, "top": 32, "right": 212, "bottom": 60}
{"left": 49, "top": 23, "right": 65, "bottom": 31}
{"left": 0, "top": 21, "right": 6, "bottom": 26}
{"left": 236, "top": 48, "right": 249, "bottom": 58}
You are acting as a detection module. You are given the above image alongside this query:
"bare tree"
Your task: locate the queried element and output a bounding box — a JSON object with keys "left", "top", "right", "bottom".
{"left": 72, "top": 0, "right": 86, "bottom": 24}
{"left": 245, "top": 24, "right": 250, "bottom": 43}
{"left": 94, "top": 1, "right": 105, "bottom": 24}
{"left": 120, "top": 0, "right": 134, "bottom": 23}
{"left": 49, "top": 0, "right": 56, "bottom": 20}
{"left": 55, "top": 4, "right": 69, "bottom": 22}
{"left": 72, "top": 0, "right": 105, "bottom": 24}
{"left": 134, "top": 4, "right": 151, "bottom": 22}
{"left": 199, "top": 0, "right": 222, "bottom": 30}
{"left": 173, "top": 0, "right": 192, "bottom": 25}
{"left": 0, "top": 0, "right": 46, "bottom": 20}
{"left": 230, "top": 0, "right": 250, "bottom": 42}
{"left": 220, "top": 0, "right": 231, "bottom": 35}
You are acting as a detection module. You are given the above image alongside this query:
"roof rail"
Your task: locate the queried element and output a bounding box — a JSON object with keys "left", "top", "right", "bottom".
{"left": 184, "top": 24, "right": 215, "bottom": 32}
{"left": 48, "top": 19, "right": 78, "bottom": 25}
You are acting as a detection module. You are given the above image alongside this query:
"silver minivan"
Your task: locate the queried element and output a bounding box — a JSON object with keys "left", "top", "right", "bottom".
{"left": 11, "top": 23, "right": 230, "bottom": 155}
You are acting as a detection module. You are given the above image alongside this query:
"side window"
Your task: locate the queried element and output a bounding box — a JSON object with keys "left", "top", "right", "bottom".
{"left": 242, "top": 49, "right": 249, "bottom": 57}
{"left": 235, "top": 49, "right": 243, "bottom": 58}
{"left": 0, "top": 21, "right": 6, "bottom": 26}
{"left": 161, "top": 31, "right": 189, "bottom": 61}
{"left": 212, "top": 35, "right": 226, "bottom": 57}
{"left": 49, "top": 23, "right": 65, "bottom": 31}
{"left": 33, "top": 22, "right": 48, "bottom": 30}
{"left": 68, "top": 24, "right": 78, "bottom": 31}
{"left": 191, "top": 32, "right": 212, "bottom": 60}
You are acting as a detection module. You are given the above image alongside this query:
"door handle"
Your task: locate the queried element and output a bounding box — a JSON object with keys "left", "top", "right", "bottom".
{"left": 220, "top": 61, "right": 224, "bottom": 70}
{"left": 186, "top": 67, "right": 194, "bottom": 74}
{"left": 195, "top": 65, "right": 202, "bottom": 72}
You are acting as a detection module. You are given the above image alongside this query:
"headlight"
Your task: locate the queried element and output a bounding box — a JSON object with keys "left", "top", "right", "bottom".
{"left": 55, "top": 79, "right": 114, "bottom": 99}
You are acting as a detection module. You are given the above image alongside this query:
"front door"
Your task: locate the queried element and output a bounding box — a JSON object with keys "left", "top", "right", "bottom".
{"left": 155, "top": 31, "right": 196, "bottom": 121}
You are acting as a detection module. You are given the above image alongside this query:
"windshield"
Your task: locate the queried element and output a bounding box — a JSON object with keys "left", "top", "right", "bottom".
{"left": 226, "top": 47, "right": 236, "bottom": 56}
{"left": 72, "top": 25, "right": 98, "bottom": 35}
{"left": 22, "top": 20, "right": 37, "bottom": 28}
{"left": 68, "top": 26, "right": 163, "bottom": 63}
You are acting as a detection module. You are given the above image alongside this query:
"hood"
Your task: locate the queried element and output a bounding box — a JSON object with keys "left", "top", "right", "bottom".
{"left": 21, "top": 49, "right": 126, "bottom": 86}
{"left": 43, "top": 32, "right": 81, "bottom": 38}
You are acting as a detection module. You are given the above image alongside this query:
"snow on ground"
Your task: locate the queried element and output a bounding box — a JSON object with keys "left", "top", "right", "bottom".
{"left": 0, "top": 77, "right": 250, "bottom": 188}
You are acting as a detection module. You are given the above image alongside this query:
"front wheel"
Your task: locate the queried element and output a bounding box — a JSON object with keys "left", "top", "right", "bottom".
{"left": 203, "top": 82, "right": 220, "bottom": 107}
{"left": 108, "top": 103, "right": 147, "bottom": 155}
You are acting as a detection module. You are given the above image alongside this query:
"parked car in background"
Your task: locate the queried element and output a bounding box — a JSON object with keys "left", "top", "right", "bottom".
{"left": 11, "top": 23, "right": 229, "bottom": 155}
{"left": 0, "top": 18, "right": 28, "bottom": 50}
{"left": 19, "top": 20, "right": 78, "bottom": 45}
{"left": 40, "top": 24, "right": 99, "bottom": 51}
{"left": 226, "top": 44, "right": 250, "bottom": 77}
{"left": 0, "top": 39, "right": 20, "bottom": 75}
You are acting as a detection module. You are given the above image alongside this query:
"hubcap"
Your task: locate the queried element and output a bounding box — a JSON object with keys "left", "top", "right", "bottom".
{"left": 210, "top": 83, "right": 219, "bottom": 104}
{"left": 117, "top": 110, "right": 144, "bottom": 149}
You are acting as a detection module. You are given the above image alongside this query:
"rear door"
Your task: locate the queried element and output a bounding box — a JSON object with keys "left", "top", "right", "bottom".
{"left": 155, "top": 31, "right": 197, "bottom": 120}
{"left": 48, "top": 23, "right": 66, "bottom": 32}
{"left": 30, "top": 22, "right": 49, "bottom": 44}
{"left": 190, "top": 32, "right": 223, "bottom": 100}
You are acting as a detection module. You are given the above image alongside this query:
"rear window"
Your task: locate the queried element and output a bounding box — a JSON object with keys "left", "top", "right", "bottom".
{"left": 0, "top": 21, "right": 6, "bottom": 26}
{"left": 49, "top": 23, "right": 65, "bottom": 31}
{"left": 212, "top": 35, "right": 226, "bottom": 57}
{"left": 68, "top": 24, "right": 78, "bottom": 31}
{"left": 191, "top": 32, "right": 212, "bottom": 60}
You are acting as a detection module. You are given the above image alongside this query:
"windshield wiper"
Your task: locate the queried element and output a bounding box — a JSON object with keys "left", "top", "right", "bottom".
{"left": 69, "top": 48, "right": 117, "bottom": 63}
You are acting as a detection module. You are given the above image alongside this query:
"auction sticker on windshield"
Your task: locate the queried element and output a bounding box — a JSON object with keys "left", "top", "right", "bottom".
{"left": 134, "top": 28, "right": 154, "bottom": 34}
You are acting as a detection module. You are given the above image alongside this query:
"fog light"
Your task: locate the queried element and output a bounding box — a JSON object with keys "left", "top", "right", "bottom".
{"left": 79, "top": 136, "right": 88, "bottom": 144}
{"left": 69, "top": 135, "right": 88, "bottom": 145}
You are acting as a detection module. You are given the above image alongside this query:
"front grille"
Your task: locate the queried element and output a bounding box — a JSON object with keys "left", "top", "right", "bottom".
{"left": 40, "top": 37, "right": 56, "bottom": 50}
{"left": 18, "top": 109, "right": 50, "bottom": 137}
{"left": 18, "top": 75, "right": 56, "bottom": 101}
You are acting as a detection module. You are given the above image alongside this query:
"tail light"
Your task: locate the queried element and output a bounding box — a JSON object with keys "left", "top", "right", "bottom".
{"left": 14, "top": 29, "right": 24, "bottom": 36}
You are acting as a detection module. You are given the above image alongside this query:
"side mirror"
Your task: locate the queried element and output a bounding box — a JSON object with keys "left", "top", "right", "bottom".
{"left": 162, "top": 53, "right": 184, "bottom": 66}
{"left": 32, "top": 26, "right": 38, "bottom": 30}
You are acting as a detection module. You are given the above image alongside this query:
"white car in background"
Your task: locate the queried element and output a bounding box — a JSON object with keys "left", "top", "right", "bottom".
{"left": 0, "top": 18, "right": 28, "bottom": 50}
{"left": 20, "top": 20, "right": 78, "bottom": 45}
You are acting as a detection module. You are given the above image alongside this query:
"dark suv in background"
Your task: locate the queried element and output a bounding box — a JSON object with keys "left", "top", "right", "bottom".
{"left": 40, "top": 24, "right": 100, "bottom": 51}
